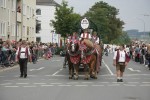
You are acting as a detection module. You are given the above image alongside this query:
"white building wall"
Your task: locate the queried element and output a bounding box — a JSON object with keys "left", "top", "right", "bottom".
{"left": 36, "top": 5, "right": 58, "bottom": 43}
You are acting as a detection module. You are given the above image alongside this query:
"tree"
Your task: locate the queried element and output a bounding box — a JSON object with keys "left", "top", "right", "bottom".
{"left": 84, "top": 1, "right": 124, "bottom": 44}
{"left": 112, "top": 32, "right": 131, "bottom": 45}
{"left": 51, "top": 0, "right": 81, "bottom": 44}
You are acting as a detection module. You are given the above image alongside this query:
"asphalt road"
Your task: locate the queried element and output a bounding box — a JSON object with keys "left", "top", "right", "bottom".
{"left": 0, "top": 53, "right": 150, "bottom": 100}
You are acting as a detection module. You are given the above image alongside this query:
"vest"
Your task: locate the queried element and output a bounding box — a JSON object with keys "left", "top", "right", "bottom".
{"left": 83, "top": 33, "right": 89, "bottom": 39}
{"left": 17, "top": 47, "right": 29, "bottom": 59}
{"left": 92, "top": 36, "right": 98, "bottom": 43}
{"left": 116, "top": 50, "right": 130, "bottom": 63}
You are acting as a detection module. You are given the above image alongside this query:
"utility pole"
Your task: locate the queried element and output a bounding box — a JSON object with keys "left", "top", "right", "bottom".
{"left": 143, "top": 14, "right": 150, "bottom": 43}
{"left": 137, "top": 18, "right": 145, "bottom": 41}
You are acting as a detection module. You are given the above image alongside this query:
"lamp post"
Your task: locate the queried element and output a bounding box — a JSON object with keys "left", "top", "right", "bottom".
{"left": 137, "top": 18, "right": 145, "bottom": 41}
{"left": 143, "top": 14, "right": 150, "bottom": 42}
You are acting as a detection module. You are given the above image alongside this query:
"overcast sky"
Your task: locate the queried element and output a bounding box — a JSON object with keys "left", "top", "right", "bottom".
{"left": 54, "top": 0, "right": 150, "bottom": 32}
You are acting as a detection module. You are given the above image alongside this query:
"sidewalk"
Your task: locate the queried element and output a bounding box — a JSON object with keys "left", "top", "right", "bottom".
{"left": 0, "top": 64, "right": 19, "bottom": 72}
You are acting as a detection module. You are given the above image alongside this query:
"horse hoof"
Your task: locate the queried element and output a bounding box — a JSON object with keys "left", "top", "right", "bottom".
{"left": 69, "top": 77, "right": 72, "bottom": 79}
{"left": 90, "top": 75, "right": 94, "bottom": 79}
{"left": 74, "top": 78, "right": 78, "bottom": 80}
{"left": 94, "top": 77, "right": 97, "bottom": 79}
{"left": 84, "top": 78, "right": 89, "bottom": 80}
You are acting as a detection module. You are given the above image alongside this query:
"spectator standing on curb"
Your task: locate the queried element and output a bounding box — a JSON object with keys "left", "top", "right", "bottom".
{"left": 16, "top": 40, "right": 31, "bottom": 78}
{"left": 113, "top": 44, "right": 130, "bottom": 82}
{"left": 145, "top": 44, "right": 150, "bottom": 70}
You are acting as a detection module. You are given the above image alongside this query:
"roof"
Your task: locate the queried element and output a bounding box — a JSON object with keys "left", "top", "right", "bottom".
{"left": 36, "top": 0, "right": 59, "bottom": 6}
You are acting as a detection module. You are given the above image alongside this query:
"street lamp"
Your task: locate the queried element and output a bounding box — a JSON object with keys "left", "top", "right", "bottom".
{"left": 137, "top": 18, "right": 145, "bottom": 41}
{"left": 143, "top": 14, "right": 150, "bottom": 42}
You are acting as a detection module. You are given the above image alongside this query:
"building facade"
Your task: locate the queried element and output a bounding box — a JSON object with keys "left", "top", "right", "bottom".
{"left": 0, "top": 0, "right": 16, "bottom": 40}
{"left": 17, "top": 0, "right": 36, "bottom": 41}
{"left": 0, "top": 0, "right": 36, "bottom": 41}
{"left": 36, "top": 0, "right": 60, "bottom": 43}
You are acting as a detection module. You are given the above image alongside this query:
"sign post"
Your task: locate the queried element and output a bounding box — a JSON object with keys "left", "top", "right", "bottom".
{"left": 81, "top": 17, "right": 89, "bottom": 29}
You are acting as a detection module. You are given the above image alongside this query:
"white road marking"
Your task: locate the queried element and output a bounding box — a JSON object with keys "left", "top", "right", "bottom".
{"left": 75, "top": 85, "right": 88, "bottom": 87}
{"left": 131, "top": 78, "right": 140, "bottom": 79}
{"left": 0, "top": 83, "right": 12, "bottom": 85}
{"left": 16, "top": 83, "right": 29, "bottom": 85}
{"left": 82, "top": 82, "right": 93, "bottom": 84}
{"left": 51, "top": 83, "right": 62, "bottom": 85}
{"left": 41, "top": 85, "right": 54, "bottom": 87}
{"left": 3, "top": 80, "right": 14, "bottom": 82}
{"left": 140, "top": 84, "right": 150, "bottom": 86}
{"left": 142, "top": 82, "right": 150, "bottom": 84}
{"left": 34, "top": 83, "right": 46, "bottom": 85}
{"left": 102, "top": 59, "right": 114, "bottom": 75}
{"left": 92, "top": 85, "right": 104, "bottom": 87}
{"left": 99, "top": 82, "right": 109, "bottom": 84}
{"left": 29, "top": 67, "right": 45, "bottom": 71}
{"left": 124, "top": 84, "right": 136, "bottom": 86}
{"left": 58, "top": 85, "right": 71, "bottom": 86}
{"left": 52, "top": 69, "right": 63, "bottom": 76}
{"left": 5, "top": 86, "right": 19, "bottom": 87}
{"left": 67, "top": 82, "right": 79, "bottom": 84}
{"left": 127, "top": 82, "right": 139, "bottom": 84}
{"left": 51, "top": 60, "right": 61, "bottom": 62}
{"left": 23, "top": 86, "right": 36, "bottom": 87}
{"left": 128, "top": 68, "right": 141, "bottom": 72}
{"left": 112, "top": 82, "right": 118, "bottom": 84}
{"left": 108, "top": 84, "right": 120, "bottom": 86}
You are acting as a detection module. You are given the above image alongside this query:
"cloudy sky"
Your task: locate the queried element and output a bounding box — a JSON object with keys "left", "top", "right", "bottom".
{"left": 54, "top": 0, "right": 150, "bottom": 32}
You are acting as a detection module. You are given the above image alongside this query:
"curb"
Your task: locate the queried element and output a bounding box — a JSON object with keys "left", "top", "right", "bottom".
{"left": 0, "top": 59, "right": 45, "bottom": 73}
{"left": 0, "top": 65, "right": 19, "bottom": 73}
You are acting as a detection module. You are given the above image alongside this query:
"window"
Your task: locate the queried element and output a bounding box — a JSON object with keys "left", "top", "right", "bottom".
{"left": 0, "top": 22, "right": 2, "bottom": 35}
{"left": 0, "top": 0, "right": 3, "bottom": 7}
{"left": 11, "top": 0, "right": 16, "bottom": 11}
{"left": 32, "top": 28, "right": 34, "bottom": 35}
{"left": 0, "top": 0, "right": 6, "bottom": 8}
{"left": 17, "top": 23, "right": 19, "bottom": 36}
{"left": 11, "top": 24, "right": 15, "bottom": 36}
{"left": 27, "top": 6, "right": 30, "bottom": 18}
{"left": 30, "top": 27, "right": 32, "bottom": 34}
{"left": 3, "top": 22, "right": 6, "bottom": 36}
{"left": 30, "top": 7, "right": 32, "bottom": 17}
{"left": 36, "top": 9, "right": 41, "bottom": 15}
{"left": 23, "top": 4, "right": 26, "bottom": 15}
{"left": 27, "top": 26, "right": 29, "bottom": 35}
{"left": 36, "top": 37, "right": 41, "bottom": 42}
{"left": 23, "top": 26, "right": 26, "bottom": 37}
{"left": 32, "top": 9, "right": 34, "bottom": 18}
{"left": 0, "top": 21, "right": 6, "bottom": 36}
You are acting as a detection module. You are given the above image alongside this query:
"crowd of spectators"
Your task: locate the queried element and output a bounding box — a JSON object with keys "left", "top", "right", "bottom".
{"left": 0, "top": 38, "right": 58, "bottom": 68}
{"left": 127, "top": 41, "right": 150, "bottom": 70}
{"left": 104, "top": 41, "right": 150, "bottom": 70}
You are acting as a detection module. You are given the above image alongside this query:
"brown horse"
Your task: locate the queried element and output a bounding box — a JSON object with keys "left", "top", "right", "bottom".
{"left": 68, "top": 38, "right": 80, "bottom": 80}
{"left": 79, "top": 43, "right": 97, "bottom": 80}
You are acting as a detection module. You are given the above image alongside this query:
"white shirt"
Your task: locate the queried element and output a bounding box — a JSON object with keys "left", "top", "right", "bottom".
{"left": 125, "top": 47, "right": 130, "bottom": 53}
{"left": 16, "top": 47, "right": 31, "bottom": 59}
{"left": 113, "top": 50, "right": 126, "bottom": 62}
{"left": 92, "top": 36, "right": 99, "bottom": 44}
{"left": 80, "top": 33, "right": 91, "bottom": 39}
